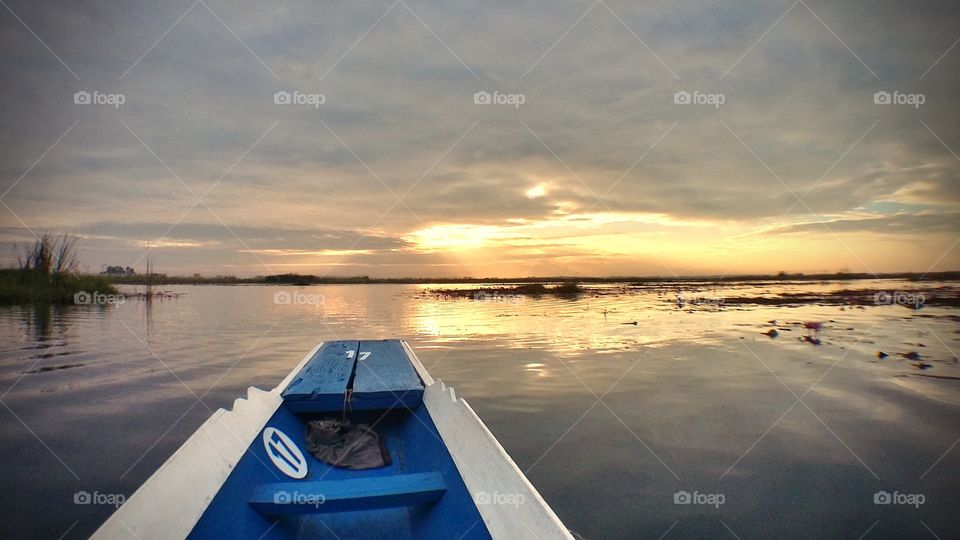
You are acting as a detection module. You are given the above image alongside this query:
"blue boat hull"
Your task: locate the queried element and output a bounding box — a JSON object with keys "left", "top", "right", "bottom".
{"left": 189, "top": 367, "right": 491, "bottom": 538}
{"left": 93, "top": 340, "right": 572, "bottom": 540}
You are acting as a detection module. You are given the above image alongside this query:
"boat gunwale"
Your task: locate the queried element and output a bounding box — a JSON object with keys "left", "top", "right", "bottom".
{"left": 93, "top": 341, "right": 572, "bottom": 539}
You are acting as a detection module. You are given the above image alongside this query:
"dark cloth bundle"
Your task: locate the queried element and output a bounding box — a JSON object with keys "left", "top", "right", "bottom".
{"left": 304, "top": 418, "right": 392, "bottom": 470}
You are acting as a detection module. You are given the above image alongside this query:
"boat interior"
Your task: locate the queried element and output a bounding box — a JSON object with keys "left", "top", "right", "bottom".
{"left": 187, "top": 340, "right": 492, "bottom": 539}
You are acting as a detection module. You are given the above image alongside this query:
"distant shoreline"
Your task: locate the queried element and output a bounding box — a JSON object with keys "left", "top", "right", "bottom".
{"left": 104, "top": 271, "right": 960, "bottom": 286}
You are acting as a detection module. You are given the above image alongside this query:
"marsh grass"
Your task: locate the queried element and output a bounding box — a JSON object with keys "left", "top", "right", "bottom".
{"left": 0, "top": 234, "right": 118, "bottom": 304}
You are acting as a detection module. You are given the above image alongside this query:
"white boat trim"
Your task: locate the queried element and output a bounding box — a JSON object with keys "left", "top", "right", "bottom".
{"left": 92, "top": 344, "right": 322, "bottom": 540}
{"left": 94, "top": 341, "right": 571, "bottom": 539}
{"left": 402, "top": 341, "right": 573, "bottom": 539}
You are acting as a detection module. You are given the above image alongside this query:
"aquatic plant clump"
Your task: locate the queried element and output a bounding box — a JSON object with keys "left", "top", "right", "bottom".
{"left": 0, "top": 234, "right": 119, "bottom": 304}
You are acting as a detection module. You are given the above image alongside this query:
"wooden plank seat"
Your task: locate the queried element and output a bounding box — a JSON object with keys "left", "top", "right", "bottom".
{"left": 351, "top": 340, "right": 424, "bottom": 410}
{"left": 282, "top": 341, "right": 356, "bottom": 412}
{"left": 248, "top": 472, "right": 447, "bottom": 515}
{"left": 282, "top": 340, "right": 425, "bottom": 412}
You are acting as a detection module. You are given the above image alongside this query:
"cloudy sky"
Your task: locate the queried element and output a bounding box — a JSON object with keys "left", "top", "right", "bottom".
{"left": 1, "top": 0, "right": 958, "bottom": 277}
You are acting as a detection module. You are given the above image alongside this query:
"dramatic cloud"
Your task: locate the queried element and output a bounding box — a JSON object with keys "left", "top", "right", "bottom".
{"left": 1, "top": 0, "right": 958, "bottom": 276}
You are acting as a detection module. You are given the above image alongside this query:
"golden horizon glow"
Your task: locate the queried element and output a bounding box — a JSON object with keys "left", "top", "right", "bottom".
{"left": 407, "top": 211, "right": 717, "bottom": 253}
{"left": 384, "top": 207, "right": 959, "bottom": 278}
{"left": 407, "top": 224, "right": 508, "bottom": 251}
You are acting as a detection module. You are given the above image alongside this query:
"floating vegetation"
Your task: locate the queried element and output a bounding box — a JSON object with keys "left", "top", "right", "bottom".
{"left": 431, "top": 282, "right": 584, "bottom": 299}
{"left": 25, "top": 363, "right": 85, "bottom": 374}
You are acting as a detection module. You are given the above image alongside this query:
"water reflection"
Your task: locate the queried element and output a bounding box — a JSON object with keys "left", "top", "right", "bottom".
{"left": 0, "top": 280, "right": 958, "bottom": 539}
{"left": 21, "top": 303, "right": 69, "bottom": 344}
{"left": 142, "top": 294, "right": 153, "bottom": 336}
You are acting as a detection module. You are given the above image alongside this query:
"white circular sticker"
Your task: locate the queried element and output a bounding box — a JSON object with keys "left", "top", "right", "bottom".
{"left": 262, "top": 427, "right": 308, "bottom": 479}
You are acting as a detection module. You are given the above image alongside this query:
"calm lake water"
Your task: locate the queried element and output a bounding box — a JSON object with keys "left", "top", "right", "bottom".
{"left": 1, "top": 280, "right": 958, "bottom": 539}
